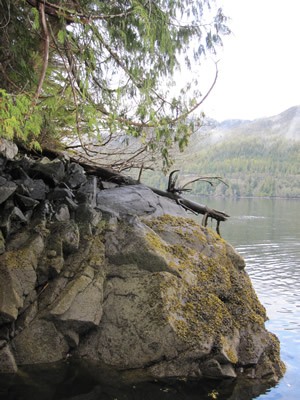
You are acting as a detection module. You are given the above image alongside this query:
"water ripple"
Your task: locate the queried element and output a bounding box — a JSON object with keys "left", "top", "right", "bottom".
{"left": 192, "top": 197, "right": 300, "bottom": 399}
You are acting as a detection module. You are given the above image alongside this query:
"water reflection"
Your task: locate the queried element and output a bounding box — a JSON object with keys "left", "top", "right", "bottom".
{"left": 192, "top": 196, "right": 300, "bottom": 400}
{"left": 0, "top": 360, "right": 277, "bottom": 400}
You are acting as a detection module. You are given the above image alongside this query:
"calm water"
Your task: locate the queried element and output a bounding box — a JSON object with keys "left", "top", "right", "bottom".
{"left": 0, "top": 197, "right": 299, "bottom": 399}
{"left": 194, "top": 196, "right": 300, "bottom": 400}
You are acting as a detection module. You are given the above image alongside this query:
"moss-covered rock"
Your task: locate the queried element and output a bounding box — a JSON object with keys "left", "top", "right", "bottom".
{"left": 0, "top": 155, "right": 285, "bottom": 385}
{"left": 11, "top": 320, "right": 69, "bottom": 365}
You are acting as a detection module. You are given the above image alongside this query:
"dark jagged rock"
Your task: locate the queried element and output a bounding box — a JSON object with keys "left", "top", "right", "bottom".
{"left": 14, "top": 172, "right": 49, "bottom": 201}
{"left": 0, "top": 180, "right": 17, "bottom": 205}
{"left": 0, "top": 141, "right": 285, "bottom": 387}
{"left": 26, "top": 179, "right": 49, "bottom": 200}
{"left": 0, "top": 157, "right": 6, "bottom": 171}
{"left": 64, "top": 162, "right": 87, "bottom": 189}
{"left": 0, "top": 206, "right": 27, "bottom": 237}
{"left": 15, "top": 194, "right": 40, "bottom": 211}
{"left": 76, "top": 176, "right": 97, "bottom": 207}
{"left": 47, "top": 186, "right": 74, "bottom": 202}
{"left": 31, "top": 157, "right": 65, "bottom": 185}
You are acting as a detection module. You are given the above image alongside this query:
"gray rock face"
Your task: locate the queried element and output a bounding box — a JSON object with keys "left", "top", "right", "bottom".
{"left": 96, "top": 185, "right": 187, "bottom": 218}
{"left": 12, "top": 320, "right": 69, "bottom": 365}
{"left": 0, "top": 150, "right": 285, "bottom": 385}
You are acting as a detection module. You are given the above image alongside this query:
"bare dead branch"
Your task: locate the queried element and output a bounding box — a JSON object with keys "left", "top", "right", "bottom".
{"left": 181, "top": 175, "right": 229, "bottom": 190}
{"left": 167, "top": 169, "right": 180, "bottom": 192}
{"left": 138, "top": 165, "right": 144, "bottom": 183}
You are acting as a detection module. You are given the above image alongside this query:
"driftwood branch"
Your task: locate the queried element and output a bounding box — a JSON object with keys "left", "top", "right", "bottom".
{"left": 149, "top": 186, "right": 229, "bottom": 221}
{"left": 80, "top": 164, "right": 230, "bottom": 231}
{"left": 149, "top": 170, "right": 230, "bottom": 235}
{"left": 181, "top": 176, "right": 229, "bottom": 190}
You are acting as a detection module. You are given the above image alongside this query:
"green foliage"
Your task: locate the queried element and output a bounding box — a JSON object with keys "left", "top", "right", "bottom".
{"left": 0, "top": 0, "right": 229, "bottom": 168}
{"left": 0, "top": 89, "right": 42, "bottom": 150}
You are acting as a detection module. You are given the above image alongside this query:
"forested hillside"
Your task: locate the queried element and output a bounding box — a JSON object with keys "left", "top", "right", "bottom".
{"left": 142, "top": 106, "right": 300, "bottom": 198}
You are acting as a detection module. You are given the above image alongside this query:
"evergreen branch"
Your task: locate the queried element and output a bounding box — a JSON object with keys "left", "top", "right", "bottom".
{"left": 166, "top": 62, "right": 219, "bottom": 125}
{"left": 92, "top": 28, "right": 144, "bottom": 90}
{"left": 0, "top": 62, "right": 29, "bottom": 94}
{"left": 31, "top": 2, "right": 50, "bottom": 108}
{"left": 51, "top": 29, "right": 90, "bottom": 156}
{"left": 61, "top": 50, "right": 218, "bottom": 131}
{"left": 26, "top": 0, "right": 73, "bottom": 22}
{"left": 84, "top": 57, "right": 128, "bottom": 94}
{"left": 108, "top": 62, "right": 219, "bottom": 128}
{"left": 25, "top": 0, "right": 134, "bottom": 23}
{"left": 30, "top": 2, "right": 219, "bottom": 133}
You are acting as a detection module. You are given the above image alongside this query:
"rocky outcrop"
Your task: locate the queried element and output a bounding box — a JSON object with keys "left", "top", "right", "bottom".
{"left": 0, "top": 139, "right": 285, "bottom": 384}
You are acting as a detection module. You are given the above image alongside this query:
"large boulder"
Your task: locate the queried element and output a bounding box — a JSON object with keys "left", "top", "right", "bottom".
{"left": 0, "top": 152, "right": 285, "bottom": 386}
{"left": 77, "top": 214, "right": 284, "bottom": 382}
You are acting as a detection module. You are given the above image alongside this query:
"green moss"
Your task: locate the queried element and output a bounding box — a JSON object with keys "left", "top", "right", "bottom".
{"left": 226, "top": 348, "right": 239, "bottom": 364}
{"left": 94, "top": 219, "right": 109, "bottom": 234}
{"left": 145, "top": 231, "right": 169, "bottom": 255}
{"left": 143, "top": 214, "right": 199, "bottom": 230}
{"left": 142, "top": 214, "right": 269, "bottom": 341}
{"left": 32, "top": 223, "right": 50, "bottom": 237}
{"left": 266, "top": 332, "right": 286, "bottom": 376}
{"left": 5, "top": 247, "right": 37, "bottom": 270}
{"left": 159, "top": 274, "right": 233, "bottom": 344}
{"left": 87, "top": 236, "right": 106, "bottom": 269}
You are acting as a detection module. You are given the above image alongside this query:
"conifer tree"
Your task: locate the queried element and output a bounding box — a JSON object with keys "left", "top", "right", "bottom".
{"left": 0, "top": 0, "right": 229, "bottom": 171}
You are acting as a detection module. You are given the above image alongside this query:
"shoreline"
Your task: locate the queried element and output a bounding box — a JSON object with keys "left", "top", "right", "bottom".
{"left": 188, "top": 194, "right": 300, "bottom": 201}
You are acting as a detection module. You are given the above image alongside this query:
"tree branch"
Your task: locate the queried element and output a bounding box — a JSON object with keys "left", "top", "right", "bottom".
{"left": 26, "top": 0, "right": 134, "bottom": 23}
{"left": 181, "top": 175, "right": 229, "bottom": 190}
{"left": 31, "top": 2, "right": 50, "bottom": 108}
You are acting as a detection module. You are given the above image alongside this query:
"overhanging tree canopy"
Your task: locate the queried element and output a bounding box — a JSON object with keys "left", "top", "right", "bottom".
{"left": 0, "top": 0, "right": 229, "bottom": 171}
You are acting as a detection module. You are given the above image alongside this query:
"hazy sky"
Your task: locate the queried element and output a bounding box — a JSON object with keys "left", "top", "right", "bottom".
{"left": 198, "top": 0, "right": 300, "bottom": 121}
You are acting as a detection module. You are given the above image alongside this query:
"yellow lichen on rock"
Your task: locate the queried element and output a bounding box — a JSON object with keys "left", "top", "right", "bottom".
{"left": 139, "top": 214, "right": 283, "bottom": 380}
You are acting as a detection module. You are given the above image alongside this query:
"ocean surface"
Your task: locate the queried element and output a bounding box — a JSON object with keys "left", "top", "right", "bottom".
{"left": 193, "top": 196, "right": 300, "bottom": 400}
{"left": 0, "top": 196, "right": 299, "bottom": 399}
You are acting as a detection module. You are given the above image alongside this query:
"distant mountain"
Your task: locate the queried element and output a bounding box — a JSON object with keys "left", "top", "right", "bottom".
{"left": 212, "top": 105, "right": 300, "bottom": 138}
{"left": 143, "top": 106, "right": 300, "bottom": 198}
{"left": 218, "top": 119, "right": 250, "bottom": 129}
